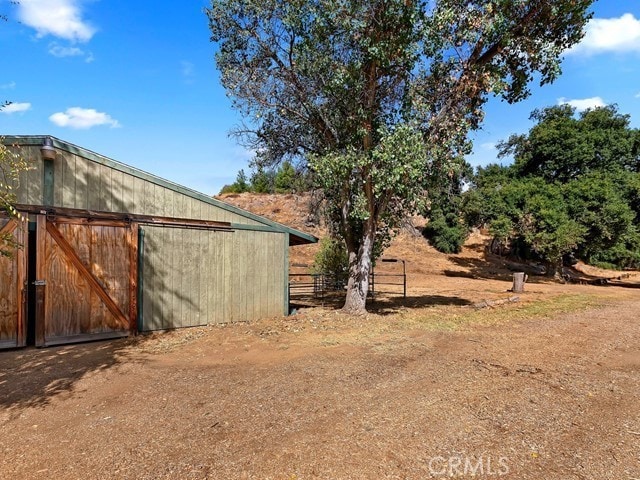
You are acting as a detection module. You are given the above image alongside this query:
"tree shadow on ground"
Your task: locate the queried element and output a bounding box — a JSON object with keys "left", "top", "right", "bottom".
{"left": 0, "top": 339, "right": 126, "bottom": 412}
{"left": 368, "top": 294, "right": 472, "bottom": 316}
{"left": 0, "top": 336, "right": 157, "bottom": 413}
{"left": 446, "top": 255, "right": 548, "bottom": 283}
{"left": 290, "top": 292, "right": 472, "bottom": 316}
{"left": 605, "top": 281, "right": 640, "bottom": 289}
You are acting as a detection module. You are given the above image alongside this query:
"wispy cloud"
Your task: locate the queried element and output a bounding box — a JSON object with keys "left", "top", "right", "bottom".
{"left": 1, "top": 102, "right": 32, "bottom": 114}
{"left": 49, "top": 107, "right": 120, "bottom": 129}
{"left": 17, "top": 0, "right": 96, "bottom": 42}
{"left": 181, "top": 61, "right": 195, "bottom": 83}
{"left": 635, "top": 92, "right": 640, "bottom": 99}
{"left": 558, "top": 96, "right": 606, "bottom": 111}
{"left": 48, "top": 43, "right": 84, "bottom": 57}
{"left": 480, "top": 142, "right": 496, "bottom": 151}
{"left": 569, "top": 13, "right": 640, "bottom": 55}
{"left": 48, "top": 42, "right": 94, "bottom": 62}
{"left": 0, "top": 81, "right": 16, "bottom": 90}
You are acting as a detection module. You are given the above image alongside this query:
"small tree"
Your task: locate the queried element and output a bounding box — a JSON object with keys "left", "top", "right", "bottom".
{"left": 423, "top": 211, "right": 467, "bottom": 254}
{"left": 250, "top": 166, "right": 275, "bottom": 193}
{"left": 311, "top": 237, "right": 349, "bottom": 288}
{"left": 219, "top": 169, "right": 250, "bottom": 194}
{"left": 274, "top": 160, "right": 296, "bottom": 193}
{"left": 517, "top": 182, "right": 585, "bottom": 277}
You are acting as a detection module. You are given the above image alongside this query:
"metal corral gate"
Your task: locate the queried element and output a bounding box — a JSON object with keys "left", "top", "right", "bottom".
{"left": 288, "top": 258, "right": 406, "bottom": 305}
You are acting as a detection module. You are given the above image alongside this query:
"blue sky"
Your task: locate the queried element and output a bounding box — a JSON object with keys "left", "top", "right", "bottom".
{"left": 1, "top": 1, "right": 639, "bottom": 196}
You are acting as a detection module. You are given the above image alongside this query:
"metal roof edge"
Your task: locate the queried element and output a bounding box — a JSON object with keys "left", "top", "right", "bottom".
{"left": 3, "top": 135, "right": 318, "bottom": 245}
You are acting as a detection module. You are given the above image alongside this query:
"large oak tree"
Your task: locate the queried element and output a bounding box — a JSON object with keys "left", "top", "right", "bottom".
{"left": 465, "top": 105, "right": 640, "bottom": 273}
{"left": 207, "top": 0, "right": 593, "bottom": 313}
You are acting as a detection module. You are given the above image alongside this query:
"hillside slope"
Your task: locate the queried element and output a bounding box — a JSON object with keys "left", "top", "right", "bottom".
{"left": 217, "top": 192, "right": 487, "bottom": 273}
{"left": 217, "top": 193, "right": 639, "bottom": 306}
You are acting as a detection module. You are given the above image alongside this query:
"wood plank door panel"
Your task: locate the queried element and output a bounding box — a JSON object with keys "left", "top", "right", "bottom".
{"left": 39, "top": 216, "right": 135, "bottom": 346}
{"left": 0, "top": 218, "right": 27, "bottom": 349}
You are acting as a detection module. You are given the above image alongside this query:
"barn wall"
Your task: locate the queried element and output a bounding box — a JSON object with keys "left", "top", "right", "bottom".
{"left": 15, "top": 145, "right": 262, "bottom": 226}
{"left": 4, "top": 138, "right": 312, "bottom": 340}
{"left": 139, "top": 226, "right": 286, "bottom": 331}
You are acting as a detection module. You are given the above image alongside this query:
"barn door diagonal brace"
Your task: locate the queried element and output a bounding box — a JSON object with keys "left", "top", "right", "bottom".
{"left": 0, "top": 218, "right": 18, "bottom": 236}
{"left": 45, "top": 221, "right": 129, "bottom": 330}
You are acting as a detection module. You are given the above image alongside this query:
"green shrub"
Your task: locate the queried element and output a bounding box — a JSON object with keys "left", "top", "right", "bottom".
{"left": 311, "top": 237, "right": 349, "bottom": 276}
{"left": 423, "top": 212, "right": 467, "bottom": 254}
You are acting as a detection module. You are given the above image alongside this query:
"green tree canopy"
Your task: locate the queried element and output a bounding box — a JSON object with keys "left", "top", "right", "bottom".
{"left": 466, "top": 105, "right": 640, "bottom": 272}
{"left": 422, "top": 157, "right": 472, "bottom": 254}
{"left": 208, "top": 0, "right": 593, "bottom": 312}
{"left": 499, "top": 104, "right": 640, "bottom": 182}
{"left": 219, "top": 169, "right": 250, "bottom": 194}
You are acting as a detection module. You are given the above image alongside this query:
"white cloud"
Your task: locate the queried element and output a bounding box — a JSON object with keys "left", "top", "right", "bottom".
{"left": 17, "top": 0, "right": 96, "bottom": 42}
{"left": 48, "top": 43, "right": 84, "bottom": 57}
{"left": 635, "top": 92, "right": 640, "bottom": 99}
{"left": 47, "top": 42, "right": 94, "bottom": 62}
{"left": 0, "top": 81, "right": 16, "bottom": 90}
{"left": 569, "top": 13, "right": 640, "bottom": 55}
{"left": 480, "top": 142, "right": 496, "bottom": 151}
{"left": 558, "top": 96, "right": 606, "bottom": 112}
{"left": 1, "top": 102, "right": 32, "bottom": 114}
{"left": 49, "top": 107, "right": 121, "bottom": 129}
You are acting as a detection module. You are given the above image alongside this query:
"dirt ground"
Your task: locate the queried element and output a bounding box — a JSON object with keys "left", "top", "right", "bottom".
{"left": 1, "top": 286, "right": 639, "bottom": 479}
{"left": 1, "top": 193, "right": 639, "bottom": 479}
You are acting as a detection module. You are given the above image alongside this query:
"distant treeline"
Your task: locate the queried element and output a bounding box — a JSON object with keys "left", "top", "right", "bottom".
{"left": 220, "top": 160, "right": 312, "bottom": 194}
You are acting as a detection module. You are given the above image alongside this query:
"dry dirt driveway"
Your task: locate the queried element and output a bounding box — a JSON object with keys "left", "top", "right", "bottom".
{"left": 1, "top": 298, "right": 639, "bottom": 479}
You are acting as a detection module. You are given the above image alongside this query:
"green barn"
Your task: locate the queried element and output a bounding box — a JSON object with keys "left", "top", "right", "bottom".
{"left": 0, "top": 136, "right": 316, "bottom": 348}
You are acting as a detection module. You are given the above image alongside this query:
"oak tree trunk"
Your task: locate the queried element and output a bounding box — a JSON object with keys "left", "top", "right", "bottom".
{"left": 342, "top": 225, "right": 375, "bottom": 314}
{"left": 545, "top": 258, "right": 564, "bottom": 280}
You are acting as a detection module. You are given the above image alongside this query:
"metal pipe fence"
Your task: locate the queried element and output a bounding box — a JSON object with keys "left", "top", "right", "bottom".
{"left": 288, "top": 259, "right": 406, "bottom": 306}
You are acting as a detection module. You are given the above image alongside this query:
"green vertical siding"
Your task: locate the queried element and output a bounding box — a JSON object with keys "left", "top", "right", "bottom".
{"left": 139, "top": 226, "right": 286, "bottom": 331}
{"left": 14, "top": 145, "right": 265, "bottom": 225}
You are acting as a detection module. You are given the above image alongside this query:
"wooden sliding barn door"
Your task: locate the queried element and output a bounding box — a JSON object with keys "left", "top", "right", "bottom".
{"left": 35, "top": 215, "right": 137, "bottom": 346}
{"left": 0, "top": 218, "right": 27, "bottom": 349}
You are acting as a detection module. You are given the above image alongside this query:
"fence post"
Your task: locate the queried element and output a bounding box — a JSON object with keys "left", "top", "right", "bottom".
{"left": 402, "top": 260, "right": 406, "bottom": 298}
{"left": 371, "top": 267, "right": 375, "bottom": 298}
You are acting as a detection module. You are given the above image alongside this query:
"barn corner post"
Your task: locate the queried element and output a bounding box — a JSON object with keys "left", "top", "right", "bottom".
{"left": 284, "top": 232, "right": 290, "bottom": 316}
{"left": 136, "top": 226, "right": 145, "bottom": 332}
{"left": 0, "top": 217, "right": 28, "bottom": 349}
